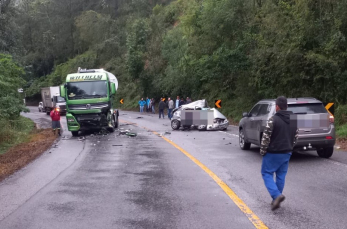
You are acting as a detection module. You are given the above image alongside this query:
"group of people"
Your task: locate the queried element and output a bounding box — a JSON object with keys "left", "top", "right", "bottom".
{"left": 138, "top": 97, "right": 156, "bottom": 114}
{"left": 138, "top": 96, "right": 193, "bottom": 119}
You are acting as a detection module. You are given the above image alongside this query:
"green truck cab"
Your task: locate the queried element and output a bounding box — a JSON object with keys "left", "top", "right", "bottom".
{"left": 60, "top": 68, "right": 119, "bottom": 137}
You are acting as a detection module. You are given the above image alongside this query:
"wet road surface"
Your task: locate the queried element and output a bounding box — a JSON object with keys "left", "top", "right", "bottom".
{"left": 0, "top": 108, "right": 347, "bottom": 228}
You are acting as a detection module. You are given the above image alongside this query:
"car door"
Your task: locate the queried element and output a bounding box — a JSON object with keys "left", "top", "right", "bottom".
{"left": 245, "top": 104, "right": 261, "bottom": 142}
{"left": 254, "top": 103, "right": 270, "bottom": 145}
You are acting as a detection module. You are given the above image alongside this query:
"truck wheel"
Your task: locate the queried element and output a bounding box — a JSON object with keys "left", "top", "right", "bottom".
{"left": 171, "top": 120, "right": 180, "bottom": 130}
{"left": 317, "top": 147, "right": 334, "bottom": 158}
{"left": 107, "top": 116, "right": 116, "bottom": 133}
{"left": 239, "top": 128, "right": 251, "bottom": 150}
{"left": 71, "top": 131, "right": 79, "bottom": 137}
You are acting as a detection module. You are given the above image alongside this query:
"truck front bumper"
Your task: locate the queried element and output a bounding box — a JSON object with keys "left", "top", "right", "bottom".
{"left": 66, "top": 113, "right": 108, "bottom": 131}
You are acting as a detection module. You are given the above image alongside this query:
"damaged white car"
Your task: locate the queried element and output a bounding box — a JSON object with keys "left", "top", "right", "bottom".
{"left": 171, "top": 99, "right": 229, "bottom": 131}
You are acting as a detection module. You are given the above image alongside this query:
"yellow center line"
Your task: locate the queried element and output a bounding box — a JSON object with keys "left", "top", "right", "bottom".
{"left": 119, "top": 119, "right": 268, "bottom": 229}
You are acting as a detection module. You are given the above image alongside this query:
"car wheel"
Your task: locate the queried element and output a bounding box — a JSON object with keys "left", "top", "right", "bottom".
{"left": 171, "top": 119, "right": 181, "bottom": 130}
{"left": 317, "top": 147, "right": 334, "bottom": 158}
{"left": 239, "top": 128, "right": 251, "bottom": 150}
{"left": 71, "top": 131, "right": 79, "bottom": 137}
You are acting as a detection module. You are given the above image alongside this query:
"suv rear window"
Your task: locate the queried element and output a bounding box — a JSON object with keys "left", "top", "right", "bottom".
{"left": 287, "top": 103, "right": 328, "bottom": 114}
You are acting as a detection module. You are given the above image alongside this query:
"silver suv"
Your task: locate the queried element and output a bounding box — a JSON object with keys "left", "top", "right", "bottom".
{"left": 239, "top": 98, "right": 335, "bottom": 158}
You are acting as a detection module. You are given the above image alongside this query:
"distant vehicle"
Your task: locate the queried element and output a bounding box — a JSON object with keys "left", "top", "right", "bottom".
{"left": 38, "top": 102, "right": 43, "bottom": 112}
{"left": 59, "top": 68, "right": 119, "bottom": 137}
{"left": 171, "top": 99, "right": 229, "bottom": 131}
{"left": 239, "top": 97, "right": 335, "bottom": 158}
{"left": 40, "top": 86, "right": 67, "bottom": 115}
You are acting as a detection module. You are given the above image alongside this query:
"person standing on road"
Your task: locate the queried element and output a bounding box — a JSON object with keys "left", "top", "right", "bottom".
{"left": 146, "top": 97, "right": 151, "bottom": 112}
{"left": 138, "top": 98, "right": 146, "bottom": 113}
{"left": 50, "top": 106, "right": 61, "bottom": 136}
{"left": 151, "top": 98, "right": 155, "bottom": 114}
{"left": 175, "top": 96, "right": 180, "bottom": 108}
{"left": 186, "top": 97, "right": 192, "bottom": 104}
{"left": 260, "top": 96, "right": 298, "bottom": 211}
{"left": 158, "top": 98, "right": 166, "bottom": 119}
{"left": 179, "top": 98, "right": 185, "bottom": 106}
{"left": 168, "top": 97, "right": 174, "bottom": 120}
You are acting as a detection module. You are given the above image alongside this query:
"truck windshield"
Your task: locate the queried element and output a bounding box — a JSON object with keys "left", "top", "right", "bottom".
{"left": 57, "top": 96, "right": 65, "bottom": 102}
{"left": 66, "top": 81, "right": 108, "bottom": 100}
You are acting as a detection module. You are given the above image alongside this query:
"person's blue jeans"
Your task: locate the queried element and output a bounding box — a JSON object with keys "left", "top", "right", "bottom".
{"left": 261, "top": 152, "right": 292, "bottom": 200}
{"left": 159, "top": 109, "right": 164, "bottom": 118}
{"left": 168, "top": 109, "right": 173, "bottom": 119}
{"left": 152, "top": 106, "right": 155, "bottom": 113}
{"left": 140, "top": 106, "right": 144, "bottom": 113}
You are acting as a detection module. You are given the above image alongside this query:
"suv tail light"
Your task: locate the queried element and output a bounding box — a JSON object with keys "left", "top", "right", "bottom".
{"left": 326, "top": 136, "right": 333, "bottom": 140}
{"left": 329, "top": 115, "right": 334, "bottom": 123}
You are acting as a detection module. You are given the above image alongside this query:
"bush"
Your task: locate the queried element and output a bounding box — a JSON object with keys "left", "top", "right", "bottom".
{"left": 335, "top": 104, "right": 347, "bottom": 126}
{"left": 0, "top": 117, "right": 35, "bottom": 154}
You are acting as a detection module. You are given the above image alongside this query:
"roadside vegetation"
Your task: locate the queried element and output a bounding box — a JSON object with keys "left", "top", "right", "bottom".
{"left": 0, "top": 117, "right": 34, "bottom": 154}
{"left": 1, "top": 0, "right": 347, "bottom": 138}
{"left": 0, "top": 53, "right": 31, "bottom": 154}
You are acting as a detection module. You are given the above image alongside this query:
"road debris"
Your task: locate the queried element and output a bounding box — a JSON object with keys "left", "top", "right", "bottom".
{"left": 126, "top": 132, "right": 137, "bottom": 137}
{"left": 78, "top": 136, "right": 86, "bottom": 141}
{"left": 136, "top": 117, "right": 143, "bottom": 119}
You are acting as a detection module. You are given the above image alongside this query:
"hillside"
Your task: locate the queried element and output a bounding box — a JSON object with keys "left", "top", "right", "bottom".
{"left": 1, "top": 0, "right": 347, "bottom": 123}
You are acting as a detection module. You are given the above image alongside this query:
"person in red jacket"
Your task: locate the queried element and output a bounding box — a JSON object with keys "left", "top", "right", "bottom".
{"left": 50, "top": 106, "right": 61, "bottom": 136}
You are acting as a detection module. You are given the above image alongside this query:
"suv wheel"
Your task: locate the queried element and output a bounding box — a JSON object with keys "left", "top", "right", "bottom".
{"left": 239, "top": 128, "right": 251, "bottom": 150}
{"left": 317, "top": 147, "right": 334, "bottom": 158}
{"left": 171, "top": 119, "right": 181, "bottom": 130}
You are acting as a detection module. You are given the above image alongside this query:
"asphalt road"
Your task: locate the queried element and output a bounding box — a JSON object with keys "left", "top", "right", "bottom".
{"left": 0, "top": 107, "right": 346, "bottom": 229}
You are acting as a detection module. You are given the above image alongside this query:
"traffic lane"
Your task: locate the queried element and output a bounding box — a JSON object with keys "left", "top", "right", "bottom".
{"left": 0, "top": 123, "right": 255, "bottom": 229}
{"left": 0, "top": 134, "right": 85, "bottom": 222}
{"left": 119, "top": 111, "right": 347, "bottom": 229}
{"left": 22, "top": 106, "right": 70, "bottom": 136}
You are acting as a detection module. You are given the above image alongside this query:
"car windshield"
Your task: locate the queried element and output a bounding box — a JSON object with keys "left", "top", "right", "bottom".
{"left": 66, "top": 81, "right": 108, "bottom": 100}
{"left": 57, "top": 96, "right": 65, "bottom": 102}
{"left": 287, "top": 103, "right": 328, "bottom": 114}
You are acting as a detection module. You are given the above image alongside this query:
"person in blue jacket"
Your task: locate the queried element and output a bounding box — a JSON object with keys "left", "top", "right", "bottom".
{"left": 146, "top": 97, "right": 151, "bottom": 112}
{"left": 138, "top": 98, "right": 146, "bottom": 113}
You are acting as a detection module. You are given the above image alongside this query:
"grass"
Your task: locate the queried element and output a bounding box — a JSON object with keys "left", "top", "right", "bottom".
{"left": 0, "top": 117, "right": 35, "bottom": 155}
{"left": 336, "top": 123, "right": 347, "bottom": 139}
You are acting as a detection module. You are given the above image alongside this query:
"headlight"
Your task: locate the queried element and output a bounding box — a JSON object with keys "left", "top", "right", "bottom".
{"left": 67, "top": 118, "right": 75, "bottom": 122}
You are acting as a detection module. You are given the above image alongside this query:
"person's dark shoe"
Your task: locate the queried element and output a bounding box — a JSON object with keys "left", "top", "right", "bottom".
{"left": 271, "top": 195, "right": 285, "bottom": 211}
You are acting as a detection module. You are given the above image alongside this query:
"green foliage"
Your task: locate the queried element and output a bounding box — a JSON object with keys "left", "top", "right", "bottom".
{"left": 3, "top": 0, "right": 347, "bottom": 130}
{"left": 0, "top": 54, "right": 28, "bottom": 119}
{"left": 336, "top": 124, "right": 347, "bottom": 139}
{"left": 0, "top": 117, "right": 35, "bottom": 154}
{"left": 335, "top": 105, "right": 347, "bottom": 127}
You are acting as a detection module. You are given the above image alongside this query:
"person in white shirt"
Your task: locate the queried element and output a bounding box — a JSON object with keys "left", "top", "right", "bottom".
{"left": 175, "top": 96, "right": 180, "bottom": 108}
